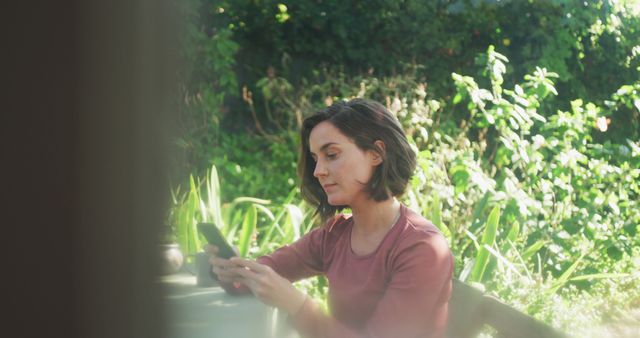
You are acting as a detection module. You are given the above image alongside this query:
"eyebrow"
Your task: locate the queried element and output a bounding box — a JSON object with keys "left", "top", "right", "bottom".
{"left": 310, "top": 142, "right": 338, "bottom": 156}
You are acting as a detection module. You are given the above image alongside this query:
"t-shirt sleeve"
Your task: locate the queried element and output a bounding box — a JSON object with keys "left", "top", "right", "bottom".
{"left": 222, "top": 218, "right": 340, "bottom": 295}
{"left": 256, "top": 224, "right": 327, "bottom": 282}
{"left": 287, "top": 231, "right": 454, "bottom": 338}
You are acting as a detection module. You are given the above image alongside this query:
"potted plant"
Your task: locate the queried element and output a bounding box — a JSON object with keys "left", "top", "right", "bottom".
{"left": 158, "top": 215, "right": 185, "bottom": 275}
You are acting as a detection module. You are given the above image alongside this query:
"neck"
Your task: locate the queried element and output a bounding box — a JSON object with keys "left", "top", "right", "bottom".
{"left": 350, "top": 197, "right": 401, "bottom": 235}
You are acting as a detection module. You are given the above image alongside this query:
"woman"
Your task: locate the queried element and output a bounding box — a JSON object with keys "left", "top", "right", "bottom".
{"left": 207, "top": 98, "right": 453, "bottom": 338}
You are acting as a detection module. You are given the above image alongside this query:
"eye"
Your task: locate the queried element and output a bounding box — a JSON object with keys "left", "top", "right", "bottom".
{"left": 326, "top": 153, "right": 337, "bottom": 160}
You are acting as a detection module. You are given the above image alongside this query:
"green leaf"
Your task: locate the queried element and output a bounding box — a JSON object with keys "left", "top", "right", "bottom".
{"left": 285, "top": 204, "right": 303, "bottom": 241}
{"left": 232, "top": 197, "right": 271, "bottom": 204}
{"left": 453, "top": 93, "right": 463, "bottom": 105}
{"left": 253, "top": 203, "right": 275, "bottom": 221}
{"left": 482, "top": 243, "right": 521, "bottom": 278}
{"left": 237, "top": 205, "right": 257, "bottom": 257}
{"left": 187, "top": 175, "right": 201, "bottom": 255}
{"left": 225, "top": 208, "right": 244, "bottom": 242}
{"left": 570, "top": 273, "right": 630, "bottom": 281}
{"left": 450, "top": 164, "right": 470, "bottom": 194}
{"left": 522, "top": 240, "right": 546, "bottom": 262}
{"left": 500, "top": 221, "right": 519, "bottom": 254}
{"left": 431, "top": 195, "right": 452, "bottom": 241}
{"left": 506, "top": 221, "right": 519, "bottom": 242}
{"left": 258, "top": 188, "right": 297, "bottom": 248}
{"left": 548, "top": 253, "right": 586, "bottom": 295}
{"left": 207, "top": 165, "right": 225, "bottom": 231}
{"left": 506, "top": 239, "right": 533, "bottom": 281}
{"left": 469, "top": 192, "right": 490, "bottom": 232}
{"left": 470, "top": 206, "right": 501, "bottom": 282}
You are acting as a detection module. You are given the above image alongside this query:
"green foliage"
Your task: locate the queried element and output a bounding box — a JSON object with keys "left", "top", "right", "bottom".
{"left": 172, "top": 1, "right": 640, "bottom": 334}
{"left": 169, "top": 175, "right": 202, "bottom": 256}
{"left": 169, "top": 164, "right": 329, "bottom": 306}
{"left": 169, "top": 164, "right": 271, "bottom": 258}
{"left": 171, "top": 0, "right": 639, "bottom": 184}
{"left": 469, "top": 206, "right": 501, "bottom": 283}
{"left": 207, "top": 131, "right": 299, "bottom": 203}
{"left": 203, "top": 0, "right": 640, "bottom": 142}
{"left": 402, "top": 47, "right": 640, "bottom": 333}
{"left": 191, "top": 45, "right": 638, "bottom": 332}
{"left": 171, "top": 0, "right": 240, "bottom": 178}
{"left": 237, "top": 204, "right": 257, "bottom": 257}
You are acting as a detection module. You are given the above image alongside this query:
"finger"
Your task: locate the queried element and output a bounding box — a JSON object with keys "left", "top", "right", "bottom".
{"left": 232, "top": 265, "right": 262, "bottom": 281}
{"left": 235, "top": 277, "right": 258, "bottom": 292}
{"left": 213, "top": 266, "right": 242, "bottom": 280}
{"left": 204, "top": 244, "right": 219, "bottom": 255}
{"left": 230, "top": 257, "right": 268, "bottom": 272}
{"left": 212, "top": 265, "right": 237, "bottom": 275}
{"left": 217, "top": 272, "right": 243, "bottom": 284}
{"left": 210, "top": 257, "right": 235, "bottom": 268}
{"left": 212, "top": 263, "right": 247, "bottom": 279}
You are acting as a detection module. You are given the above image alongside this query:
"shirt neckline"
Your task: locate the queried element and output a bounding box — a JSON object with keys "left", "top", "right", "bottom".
{"left": 347, "top": 204, "right": 406, "bottom": 259}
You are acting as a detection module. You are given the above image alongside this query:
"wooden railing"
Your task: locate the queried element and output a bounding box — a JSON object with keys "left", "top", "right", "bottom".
{"left": 446, "top": 279, "right": 567, "bottom": 338}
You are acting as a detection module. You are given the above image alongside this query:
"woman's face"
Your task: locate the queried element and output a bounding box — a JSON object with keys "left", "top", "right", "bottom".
{"left": 308, "top": 121, "right": 381, "bottom": 207}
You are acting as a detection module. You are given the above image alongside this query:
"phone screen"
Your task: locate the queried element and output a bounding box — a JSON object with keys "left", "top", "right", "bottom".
{"left": 197, "top": 223, "right": 237, "bottom": 259}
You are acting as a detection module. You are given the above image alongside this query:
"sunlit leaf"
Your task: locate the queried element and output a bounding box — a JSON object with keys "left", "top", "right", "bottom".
{"left": 237, "top": 205, "right": 257, "bottom": 257}
{"left": 470, "top": 206, "right": 501, "bottom": 282}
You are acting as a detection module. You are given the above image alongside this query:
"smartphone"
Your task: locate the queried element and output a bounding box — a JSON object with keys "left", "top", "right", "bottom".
{"left": 197, "top": 223, "right": 237, "bottom": 259}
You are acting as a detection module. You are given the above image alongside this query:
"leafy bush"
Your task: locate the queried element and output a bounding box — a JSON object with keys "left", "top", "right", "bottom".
{"left": 399, "top": 46, "right": 640, "bottom": 334}
{"left": 169, "top": 46, "right": 640, "bottom": 335}
{"left": 206, "top": 131, "right": 299, "bottom": 204}
{"left": 170, "top": 0, "right": 240, "bottom": 179}
{"left": 171, "top": 0, "right": 640, "bottom": 332}
{"left": 173, "top": 0, "right": 639, "bottom": 180}
{"left": 207, "top": 0, "right": 640, "bottom": 139}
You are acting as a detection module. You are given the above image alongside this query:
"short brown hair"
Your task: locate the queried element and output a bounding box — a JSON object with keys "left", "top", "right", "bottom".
{"left": 298, "top": 98, "right": 417, "bottom": 222}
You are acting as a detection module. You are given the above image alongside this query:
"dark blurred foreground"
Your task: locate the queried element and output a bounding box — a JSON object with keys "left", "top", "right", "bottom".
{"left": 4, "top": 1, "right": 176, "bottom": 337}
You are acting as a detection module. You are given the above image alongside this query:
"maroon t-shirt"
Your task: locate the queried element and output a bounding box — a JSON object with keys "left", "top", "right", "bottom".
{"left": 227, "top": 204, "right": 453, "bottom": 338}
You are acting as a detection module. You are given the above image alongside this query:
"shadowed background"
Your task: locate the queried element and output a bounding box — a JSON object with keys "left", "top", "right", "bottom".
{"left": 4, "top": 1, "right": 176, "bottom": 337}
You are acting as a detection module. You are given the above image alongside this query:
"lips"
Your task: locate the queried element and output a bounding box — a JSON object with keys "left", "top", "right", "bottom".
{"left": 322, "top": 183, "right": 337, "bottom": 191}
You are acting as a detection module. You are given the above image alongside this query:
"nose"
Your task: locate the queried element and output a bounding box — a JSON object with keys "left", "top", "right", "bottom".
{"left": 313, "top": 159, "right": 327, "bottom": 178}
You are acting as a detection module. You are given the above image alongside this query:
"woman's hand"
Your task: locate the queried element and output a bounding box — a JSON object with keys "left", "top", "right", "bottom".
{"left": 229, "top": 257, "right": 308, "bottom": 315}
{"left": 204, "top": 244, "right": 243, "bottom": 285}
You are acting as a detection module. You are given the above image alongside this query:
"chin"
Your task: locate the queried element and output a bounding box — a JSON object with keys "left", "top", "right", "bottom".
{"left": 326, "top": 196, "right": 347, "bottom": 206}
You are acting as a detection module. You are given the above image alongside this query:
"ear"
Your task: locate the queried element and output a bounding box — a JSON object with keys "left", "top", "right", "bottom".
{"left": 370, "top": 140, "right": 386, "bottom": 166}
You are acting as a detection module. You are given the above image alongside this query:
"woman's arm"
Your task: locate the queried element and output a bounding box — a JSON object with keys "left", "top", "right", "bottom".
{"left": 255, "top": 223, "right": 328, "bottom": 281}
{"left": 209, "top": 223, "right": 329, "bottom": 295}
{"left": 230, "top": 257, "right": 308, "bottom": 314}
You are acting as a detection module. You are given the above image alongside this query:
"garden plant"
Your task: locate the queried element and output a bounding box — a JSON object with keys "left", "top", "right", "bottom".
{"left": 167, "top": 1, "right": 640, "bottom": 336}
